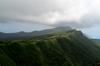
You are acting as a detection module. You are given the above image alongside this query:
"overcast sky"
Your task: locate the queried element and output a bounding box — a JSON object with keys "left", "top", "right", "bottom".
{"left": 0, "top": 0, "right": 100, "bottom": 38}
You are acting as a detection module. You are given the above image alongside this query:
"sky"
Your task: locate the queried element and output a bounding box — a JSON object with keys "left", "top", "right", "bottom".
{"left": 0, "top": 0, "right": 100, "bottom": 39}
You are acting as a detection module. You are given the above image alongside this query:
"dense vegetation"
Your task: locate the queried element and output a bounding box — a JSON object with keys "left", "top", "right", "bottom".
{"left": 0, "top": 30, "right": 100, "bottom": 66}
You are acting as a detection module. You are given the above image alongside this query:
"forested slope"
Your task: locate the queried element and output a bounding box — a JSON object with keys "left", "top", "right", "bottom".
{"left": 0, "top": 30, "right": 100, "bottom": 66}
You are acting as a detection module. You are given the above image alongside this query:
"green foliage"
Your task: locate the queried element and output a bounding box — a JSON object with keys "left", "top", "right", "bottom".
{"left": 0, "top": 30, "right": 99, "bottom": 66}
{"left": 0, "top": 48, "right": 16, "bottom": 66}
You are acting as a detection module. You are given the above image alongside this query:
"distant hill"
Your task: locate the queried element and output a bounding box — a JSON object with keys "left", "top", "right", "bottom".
{"left": 0, "top": 26, "right": 72, "bottom": 40}
{"left": 92, "top": 39, "right": 100, "bottom": 46}
{"left": 0, "top": 30, "right": 100, "bottom": 65}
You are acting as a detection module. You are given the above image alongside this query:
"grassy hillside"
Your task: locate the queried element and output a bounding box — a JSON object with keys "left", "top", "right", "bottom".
{"left": 0, "top": 30, "right": 100, "bottom": 66}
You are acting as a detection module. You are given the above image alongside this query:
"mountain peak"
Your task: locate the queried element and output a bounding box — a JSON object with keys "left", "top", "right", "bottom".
{"left": 0, "top": 26, "right": 73, "bottom": 40}
{"left": 54, "top": 26, "right": 72, "bottom": 30}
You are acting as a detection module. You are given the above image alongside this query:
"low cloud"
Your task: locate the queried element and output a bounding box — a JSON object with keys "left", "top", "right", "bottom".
{"left": 0, "top": 0, "right": 100, "bottom": 28}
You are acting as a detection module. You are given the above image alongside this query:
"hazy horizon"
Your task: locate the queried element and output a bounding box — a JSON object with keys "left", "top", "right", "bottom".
{"left": 0, "top": 0, "right": 100, "bottom": 39}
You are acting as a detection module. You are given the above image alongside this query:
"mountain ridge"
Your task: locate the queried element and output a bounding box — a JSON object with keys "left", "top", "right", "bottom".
{"left": 0, "top": 30, "right": 100, "bottom": 65}
{"left": 0, "top": 26, "right": 73, "bottom": 40}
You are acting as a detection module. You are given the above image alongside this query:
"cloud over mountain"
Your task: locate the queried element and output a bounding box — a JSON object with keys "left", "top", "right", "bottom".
{"left": 0, "top": 0, "right": 100, "bottom": 28}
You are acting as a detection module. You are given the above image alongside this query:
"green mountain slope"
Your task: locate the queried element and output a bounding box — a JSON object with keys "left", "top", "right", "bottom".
{"left": 0, "top": 26, "right": 72, "bottom": 40}
{"left": 0, "top": 49, "right": 16, "bottom": 66}
{"left": 0, "top": 30, "right": 100, "bottom": 66}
